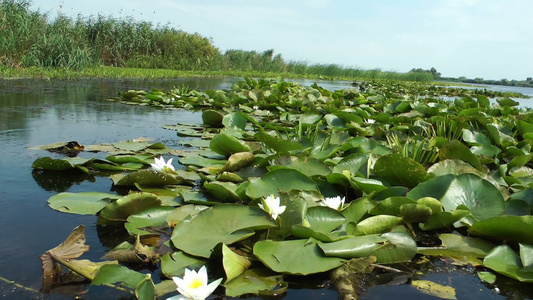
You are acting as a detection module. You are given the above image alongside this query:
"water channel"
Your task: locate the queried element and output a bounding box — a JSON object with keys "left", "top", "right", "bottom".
{"left": 0, "top": 77, "right": 532, "bottom": 299}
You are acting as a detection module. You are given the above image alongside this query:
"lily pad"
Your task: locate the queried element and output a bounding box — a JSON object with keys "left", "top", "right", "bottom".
{"left": 468, "top": 215, "right": 533, "bottom": 244}
{"left": 171, "top": 204, "right": 277, "bottom": 258}
{"left": 319, "top": 232, "right": 417, "bottom": 263}
{"left": 373, "top": 154, "right": 432, "bottom": 188}
{"left": 483, "top": 244, "right": 533, "bottom": 282}
{"left": 97, "top": 192, "right": 162, "bottom": 225}
{"left": 48, "top": 192, "right": 119, "bottom": 215}
{"left": 210, "top": 132, "right": 251, "bottom": 156}
{"left": 160, "top": 251, "right": 207, "bottom": 278}
{"left": 223, "top": 268, "right": 287, "bottom": 297}
{"left": 246, "top": 169, "right": 319, "bottom": 199}
{"left": 253, "top": 238, "right": 344, "bottom": 275}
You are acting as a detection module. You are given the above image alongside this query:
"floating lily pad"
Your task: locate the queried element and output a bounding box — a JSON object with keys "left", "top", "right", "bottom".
{"left": 171, "top": 204, "right": 277, "bottom": 258}
{"left": 483, "top": 244, "right": 533, "bottom": 283}
{"left": 160, "top": 251, "right": 207, "bottom": 278}
{"left": 254, "top": 238, "right": 344, "bottom": 275}
{"left": 319, "top": 232, "right": 416, "bottom": 264}
{"left": 469, "top": 215, "right": 533, "bottom": 244}
{"left": 210, "top": 132, "right": 251, "bottom": 156}
{"left": 246, "top": 169, "right": 319, "bottom": 199}
{"left": 48, "top": 192, "right": 119, "bottom": 215}
{"left": 98, "top": 192, "right": 162, "bottom": 225}
{"left": 224, "top": 268, "right": 287, "bottom": 297}
{"left": 373, "top": 154, "right": 432, "bottom": 188}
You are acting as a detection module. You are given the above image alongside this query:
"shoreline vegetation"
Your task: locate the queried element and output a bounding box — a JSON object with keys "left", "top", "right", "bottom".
{"left": 1, "top": 0, "right": 532, "bottom": 87}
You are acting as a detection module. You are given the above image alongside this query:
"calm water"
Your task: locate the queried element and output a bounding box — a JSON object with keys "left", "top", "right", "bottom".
{"left": 0, "top": 78, "right": 531, "bottom": 299}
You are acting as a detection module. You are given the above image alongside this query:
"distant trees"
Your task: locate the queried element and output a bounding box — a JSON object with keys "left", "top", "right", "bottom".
{"left": 409, "top": 67, "right": 441, "bottom": 79}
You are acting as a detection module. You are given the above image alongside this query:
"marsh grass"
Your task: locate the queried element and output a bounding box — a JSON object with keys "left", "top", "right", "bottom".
{"left": 0, "top": 0, "right": 434, "bottom": 82}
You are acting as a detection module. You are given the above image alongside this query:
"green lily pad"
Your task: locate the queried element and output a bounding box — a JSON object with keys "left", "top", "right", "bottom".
{"left": 439, "top": 140, "right": 482, "bottom": 171}
{"left": 223, "top": 268, "right": 287, "bottom": 297}
{"left": 246, "top": 169, "right": 319, "bottom": 199}
{"left": 353, "top": 215, "right": 402, "bottom": 236}
{"left": 204, "top": 181, "right": 243, "bottom": 202}
{"left": 202, "top": 109, "right": 224, "bottom": 126}
{"left": 110, "top": 169, "right": 184, "bottom": 187}
{"left": 373, "top": 154, "right": 432, "bottom": 188}
{"left": 417, "top": 233, "right": 496, "bottom": 266}
{"left": 48, "top": 192, "right": 119, "bottom": 215}
{"left": 483, "top": 244, "right": 533, "bottom": 282}
{"left": 210, "top": 132, "right": 251, "bottom": 156}
{"left": 407, "top": 174, "right": 504, "bottom": 224}
{"left": 160, "top": 251, "right": 207, "bottom": 278}
{"left": 211, "top": 243, "right": 251, "bottom": 283}
{"left": 124, "top": 206, "right": 175, "bottom": 236}
{"left": 319, "top": 232, "right": 416, "bottom": 264}
{"left": 253, "top": 238, "right": 344, "bottom": 275}
{"left": 255, "top": 132, "right": 303, "bottom": 153}
{"left": 32, "top": 157, "right": 92, "bottom": 171}
{"left": 171, "top": 204, "right": 277, "bottom": 258}
{"left": 92, "top": 264, "right": 146, "bottom": 289}
{"left": 97, "top": 192, "right": 162, "bottom": 225}
{"left": 469, "top": 215, "right": 533, "bottom": 244}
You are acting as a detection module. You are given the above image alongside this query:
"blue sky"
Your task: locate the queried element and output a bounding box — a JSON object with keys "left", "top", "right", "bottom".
{"left": 29, "top": 0, "right": 532, "bottom": 81}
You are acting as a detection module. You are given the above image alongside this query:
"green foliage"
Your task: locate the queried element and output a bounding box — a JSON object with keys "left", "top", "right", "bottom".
{"left": 32, "top": 78, "right": 533, "bottom": 298}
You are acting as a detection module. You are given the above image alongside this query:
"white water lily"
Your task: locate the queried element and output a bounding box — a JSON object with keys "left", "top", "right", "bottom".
{"left": 151, "top": 156, "right": 175, "bottom": 172}
{"left": 167, "top": 266, "right": 222, "bottom": 300}
{"left": 319, "top": 196, "right": 345, "bottom": 211}
{"left": 258, "top": 194, "right": 286, "bottom": 220}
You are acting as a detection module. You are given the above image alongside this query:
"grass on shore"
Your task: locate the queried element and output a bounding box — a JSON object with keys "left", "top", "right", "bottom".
{"left": 0, "top": 65, "right": 435, "bottom": 83}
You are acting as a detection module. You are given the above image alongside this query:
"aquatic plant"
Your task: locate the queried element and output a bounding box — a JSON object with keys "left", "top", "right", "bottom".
{"left": 30, "top": 78, "right": 533, "bottom": 299}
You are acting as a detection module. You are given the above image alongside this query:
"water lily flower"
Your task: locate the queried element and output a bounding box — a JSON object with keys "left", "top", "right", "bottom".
{"left": 167, "top": 266, "right": 222, "bottom": 300}
{"left": 319, "top": 196, "right": 345, "bottom": 211}
{"left": 151, "top": 156, "right": 175, "bottom": 172}
{"left": 258, "top": 194, "right": 286, "bottom": 220}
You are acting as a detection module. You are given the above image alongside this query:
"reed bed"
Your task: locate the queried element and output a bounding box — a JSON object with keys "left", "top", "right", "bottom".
{"left": 0, "top": 0, "right": 434, "bottom": 82}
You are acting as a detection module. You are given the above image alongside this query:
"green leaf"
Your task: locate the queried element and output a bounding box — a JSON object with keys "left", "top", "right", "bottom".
{"left": 110, "top": 169, "right": 184, "bottom": 187}
{"left": 469, "top": 215, "right": 533, "bottom": 244}
{"left": 135, "top": 274, "right": 156, "bottom": 300}
{"left": 253, "top": 238, "right": 344, "bottom": 275}
{"left": 417, "top": 233, "right": 496, "bottom": 266}
{"left": 204, "top": 181, "right": 242, "bottom": 202}
{"left": 92, "top": 264, "right": 146, "bottom": 289}
{"left": 319, "top": 232, "right": 416, "bottom": 263}
{"left": 32, "top": 157, "right": 92, "bottom": 171}
{"left": 255, "top": 132, "right": 303, "bottom": 153}
{"left": 246, "top": 169, "right": 319, "bottom": 199}
{"left": 202, "top": 109, "right": 224, "bottom": 126}
{"left": 355, "top": 215, "right": 402, "bottom": 235}
{"left": 47, "top": 192, "right": 119, "bottom": 215}
{"left": 483, "top": 245, "right": 533, "bottom": 282}
{"left": 160, "top": 252, "right": 207, "bottom": 278}
{"left": 440, "top": 173, "right": 504, "bottom": 222}
{"left": 98, "top": 192, "right": 162, "bottom": 225}
{"left": 373, "top": 154, "right": 432, "bottom": 188}
{"left": 171, "top": 204, "right": 277, "bottom": 258}
{"left": 211, "top": 243, "right": 251, "bottom": 283}
{"left": 399, "top": 203, "right": 432, "bottom": 224}
{"left": 439, "top": 140, "right": 482, "bottom": 171}
{"left": 210, "top": 133, "right": 250, "bottom": 156}
{"left": 223, "top": 268, "right": 287, "bottom": 297}
{"left": 124, "top": 206, "right": 175, "bottom": 236}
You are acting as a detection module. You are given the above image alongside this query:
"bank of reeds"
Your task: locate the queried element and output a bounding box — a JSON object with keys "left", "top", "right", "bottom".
{"left": 0, "top": 0, "right": 434, "bottom": 82}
